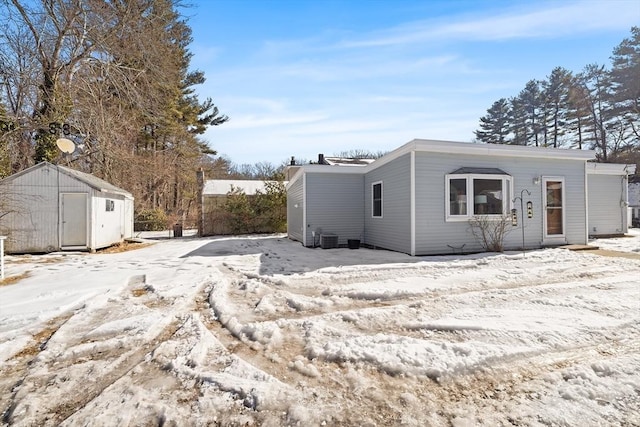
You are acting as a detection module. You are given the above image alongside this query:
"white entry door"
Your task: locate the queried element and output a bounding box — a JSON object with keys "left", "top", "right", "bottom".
{"left": 542, "top": 177, "right": 565, "bottom": 243}
{"left": 61, "top": 193, "right": 88, "bottom": 248}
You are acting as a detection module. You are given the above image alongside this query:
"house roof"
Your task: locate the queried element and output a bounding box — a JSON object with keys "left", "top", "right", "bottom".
{"left": 368, "top": 139, "right": 596, "bottom": 172}
{"left": 324, "top": 157, "right": 375, "bottom": 166}
{"left": 203, "top": 179, "right": 283, "bottom": 196}
{"left": 287, "top": 139, "right": 598, "bottom": 187}
{"left": 0, "top": 162, "right": 133, "bottom": 197}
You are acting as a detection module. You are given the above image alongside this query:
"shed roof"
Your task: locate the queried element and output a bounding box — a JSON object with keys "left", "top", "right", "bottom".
{"left": 56, "top": 164, "right": 132, "bottom": 196}
{"left": 0, "top": 162, "right": 132, "bottom": 197}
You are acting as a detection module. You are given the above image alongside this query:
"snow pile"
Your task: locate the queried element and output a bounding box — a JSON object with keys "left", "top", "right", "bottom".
{"left": 592, "top": 228, "right": 640, "bottom": 253}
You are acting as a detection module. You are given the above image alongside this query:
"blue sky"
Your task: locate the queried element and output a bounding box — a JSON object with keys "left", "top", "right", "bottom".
{"left": 187, "top": 0, "right": 639, "bottom": 166}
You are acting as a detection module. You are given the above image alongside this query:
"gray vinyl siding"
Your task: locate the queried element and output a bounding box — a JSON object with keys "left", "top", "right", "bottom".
{"left": 0, "top": 164, "right": 94, "bottom": 252}
{"left": 287, "top": 176, "right": 305, "bottom": 243}
{"left": 0, "top": 167, "right": 60, "bottom": 253}
{"left": 0, "top": 163, "right": 131, "bottom": 253}
{"left": 305, "top": 173, "right": 364, "bottom": 247}
{"left": 414, "top": 152, "right": 587, "bottom": 255}
{"left": 364, "top": 154, "right": 411, "bottom": 253}
{"left": 588, "top": 174, "right": 627, "bottom": 236}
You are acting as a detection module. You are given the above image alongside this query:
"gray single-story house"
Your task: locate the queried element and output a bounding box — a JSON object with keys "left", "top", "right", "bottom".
{"left": 0, "top": 162, "right": 134, "bottom": 253}
{"left": 286, "top": 139, "right": 635, "bottom": 256}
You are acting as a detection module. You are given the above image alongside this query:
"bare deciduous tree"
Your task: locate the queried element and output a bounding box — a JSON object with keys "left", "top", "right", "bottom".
{"left": 0, "top": 0, "right": 228, "bottom": 227}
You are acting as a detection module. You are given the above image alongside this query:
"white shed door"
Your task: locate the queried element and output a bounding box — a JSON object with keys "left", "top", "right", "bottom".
{"left": 61, "top": 193, "right": 88, "bottom": 247}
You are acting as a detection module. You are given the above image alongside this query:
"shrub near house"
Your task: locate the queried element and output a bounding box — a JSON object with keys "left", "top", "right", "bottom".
{"left": 204, "top": 181, "right": 286, "bottom": 235}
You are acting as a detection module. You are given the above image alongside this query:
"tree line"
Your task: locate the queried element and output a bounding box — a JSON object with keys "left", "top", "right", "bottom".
{"left": 0, "top": 0, "right": 228, "bottom": 225}
{"left": 475, "top": 27, "right": 639, "bottom": 165}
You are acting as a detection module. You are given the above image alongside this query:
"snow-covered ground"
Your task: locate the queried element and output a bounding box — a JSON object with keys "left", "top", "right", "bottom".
{"left": 1, "top": 230, "right": 639, "bottom": 426}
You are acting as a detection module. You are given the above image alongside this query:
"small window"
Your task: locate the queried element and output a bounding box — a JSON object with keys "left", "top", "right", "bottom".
{"left": 449, "top": 178, "right": 467, "bottom": 215}
{"left": 372, "top": 182, "right": 382, "bottom": 217}
{"left": 105, "top": 199, "right": 114, "bottom": 212}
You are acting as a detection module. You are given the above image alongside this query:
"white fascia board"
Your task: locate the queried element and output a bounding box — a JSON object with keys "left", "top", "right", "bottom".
{"left": 587, "top": 162, "right": 637, "bottom": 175}
{"left": 286, "top": 165, "right": 364, "bottom": 190}
{"left": 285, "top": 167, "right": 306, "bottom": 190}
{"left": 295, "top": 165, "right": 366, "bottom": 176}
{"left": 364, "top": 139, "right": 595, "bottom": 174}
{"left": 410, "top": 139, "right": 595, "bottom": 160}
{"left": 295, "top": 139, "right": 597, "bottom": 179}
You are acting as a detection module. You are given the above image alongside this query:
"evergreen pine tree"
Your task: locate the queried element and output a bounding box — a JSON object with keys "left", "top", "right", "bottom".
{"left": 475, "top": 98, "right": 510, "bottom": 144}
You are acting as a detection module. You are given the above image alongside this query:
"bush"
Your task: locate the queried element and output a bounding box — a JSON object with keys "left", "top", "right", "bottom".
{"left": 222, "top": 182, "right": 287, "bottom": 234}
{"left": 468, "top": 215, "right": 513, "bottom": 252}
{"left": 223, "top": 188, "right": 255, "bottom": 234}
{"left": 134, "top": 208, "right": 168, "bottom": 231}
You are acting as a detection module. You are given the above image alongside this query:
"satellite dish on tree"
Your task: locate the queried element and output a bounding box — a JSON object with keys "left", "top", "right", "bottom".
{"left": 56, "top": 138, "right": 75, "bottom": 154}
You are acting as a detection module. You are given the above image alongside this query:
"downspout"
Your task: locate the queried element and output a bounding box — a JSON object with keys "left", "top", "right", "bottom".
{"left": 584, "top": 163, "right": 589, "bottom": 243}
{"left": 410, "top": 151, "right": 415, "bottom": 256}
{"left": 302, "top": 173, "right": 307, "bottom": 247}
{"left": 621, "top": 165, "right": 629, "bottom": 233}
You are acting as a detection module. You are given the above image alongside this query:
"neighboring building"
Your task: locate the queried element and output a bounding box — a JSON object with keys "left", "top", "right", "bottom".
{"left": 0, "top": 162, "right": 134, "bottom": 253}
{"left": 287, "top": 139, "right": 635, "bottom": 256}
{"left": 202, "top": 179, "right": 281, "bottom": 235}
{"left": 285, "top": 154, "right": 373, "bottom": 180}
{"left": 587, "top": 163, "right": 636, "bottom": 236}
{"left": 629, "top": 175, "right": 640, "bottom": 227}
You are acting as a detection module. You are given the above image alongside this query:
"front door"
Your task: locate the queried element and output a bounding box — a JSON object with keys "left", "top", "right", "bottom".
{"left": 61, "top": 193, "right": 88, "bottom": 248}
{"left": 543, "top": 177, "right": 565, "bottom": 242}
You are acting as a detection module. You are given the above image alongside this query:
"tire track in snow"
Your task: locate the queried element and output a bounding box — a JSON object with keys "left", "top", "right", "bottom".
{"left": 215, "top": 259, "right": 637, "bottom": 347}
{"left": 2, "top": 275, "right": 195, "bottom": 427}
{"left": 49, "top": 319, "right": 184, "bottom": 426}
{"left": 203, "top": 253, "right": 640, "bottom": 426}
{"left": 423, "top": 331, "right": 640, "bottom": 426}
{"left": 1, "top": 310, "right": 76, "bottom": 425}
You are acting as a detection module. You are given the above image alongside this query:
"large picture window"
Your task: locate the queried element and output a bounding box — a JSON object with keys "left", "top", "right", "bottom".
{"left": 372, "top": 181, "right": 382, "bottom": 217}
{"left": 446, "top": 172, "right": 512, "bottom": 221}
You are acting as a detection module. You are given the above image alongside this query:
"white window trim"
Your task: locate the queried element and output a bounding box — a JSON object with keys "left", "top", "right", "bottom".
{"left": 372, "top": 181, "right": 383, "bottom": 218}
{"left": 445, "top": 174, "right": 513, "bottom": 222}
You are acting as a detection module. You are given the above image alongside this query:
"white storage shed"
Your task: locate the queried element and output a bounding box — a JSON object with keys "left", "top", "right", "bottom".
{"left": 0, "top": 162, "right": 134, "bottom": 253}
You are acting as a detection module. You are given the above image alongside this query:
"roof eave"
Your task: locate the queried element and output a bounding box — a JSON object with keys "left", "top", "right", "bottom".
{"left": 410, "top": 139, "right": 595, "bottom": 160}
